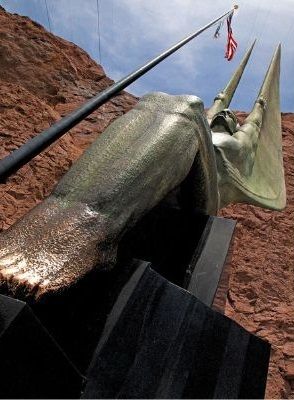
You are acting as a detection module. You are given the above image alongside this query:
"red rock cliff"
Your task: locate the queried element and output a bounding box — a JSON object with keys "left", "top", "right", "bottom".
{"left": 0, "top": 6, "right": 293, "bottom": 399}
{"left": 0, "top": 5, "right": 137, "bottom": 230}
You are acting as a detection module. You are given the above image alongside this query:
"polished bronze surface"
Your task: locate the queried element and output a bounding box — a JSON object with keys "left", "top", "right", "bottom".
{"left": 0, "top": 93, "right": 218, "bottom": 297}
{"left": 0, "top": 46, "right": 286, "bottom": 298}
{"left": 0, "top": 197, "right": 110, "bottom": 297}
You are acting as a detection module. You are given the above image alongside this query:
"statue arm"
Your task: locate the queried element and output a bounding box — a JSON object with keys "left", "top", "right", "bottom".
{"left": 233, "top": 97, "right": 266, "bottom": 152}
{"left": 213, "top": 97, "right": 266, "bottom": 177}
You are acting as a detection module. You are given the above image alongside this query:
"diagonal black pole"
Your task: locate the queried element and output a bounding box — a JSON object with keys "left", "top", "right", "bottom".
{"left": 0, "top": 7, "right": 236, "bottom": 183}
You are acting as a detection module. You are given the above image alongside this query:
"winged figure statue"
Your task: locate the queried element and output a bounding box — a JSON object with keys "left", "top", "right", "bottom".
{"left": 0, "top": 43, "right": 285, "bottom": 298}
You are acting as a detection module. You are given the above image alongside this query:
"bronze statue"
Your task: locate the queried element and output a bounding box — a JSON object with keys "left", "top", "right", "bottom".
{"left": 209, "top": 43, "right": 285, "bottom": 210}
{"left": 0, "top": 43, "right": 285, "bottom": 298}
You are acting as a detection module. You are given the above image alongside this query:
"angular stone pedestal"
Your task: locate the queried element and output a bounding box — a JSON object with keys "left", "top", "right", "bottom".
{"left": 31, "top": 212, "right": 235, "bottom": 373}
{"left": 83, "top": 263, "right": 270, "bottom": 399}
{"left": 184, "top": 216, "right": 235, "bottom": 312}
{"left": 0, "top": 207, "right": 268, "bottom": 399}
{"left": 123, "top": 206, "right": 236, "bottom": 311}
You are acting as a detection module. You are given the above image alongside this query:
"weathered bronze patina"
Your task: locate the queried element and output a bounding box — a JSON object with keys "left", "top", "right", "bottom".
{"left": 0, "top": 44, "right": 285, "bottom": 298}
{"left": 210, "top": 44, "right": 285, "bottom": 210}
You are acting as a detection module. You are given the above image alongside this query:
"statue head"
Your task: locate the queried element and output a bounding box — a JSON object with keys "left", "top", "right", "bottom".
{"left": 210, "top": 109, "right": 238, "bottom": 135}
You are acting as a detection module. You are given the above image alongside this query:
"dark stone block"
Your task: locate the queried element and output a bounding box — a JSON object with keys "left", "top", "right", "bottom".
{"left": 185, "top": 216, "right": 236, "bottom": 309}
{"left": 121, "top": 203, "right": 236, "bottom": 309}
{"left": 120, "top": 201, "right": 210, "bottom": 287}
{"left": 31, "top": 209, "right": 235, "bottom": 373}
{"left": 82, "top": 263, "right": 270, "bottom": 399}
{"left": 1, "top": 199, "right": 236, "bottom": 386}
{"left": 32, "top": 258, "right": 142, "bottom": 373}
{"left": 0, "top": 294, "right": 82, "bottom": 399}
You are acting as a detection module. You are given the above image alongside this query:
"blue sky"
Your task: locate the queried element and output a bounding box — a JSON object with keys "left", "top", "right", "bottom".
{"left": 1, "top": 0, "right": 293, "bottom": 111}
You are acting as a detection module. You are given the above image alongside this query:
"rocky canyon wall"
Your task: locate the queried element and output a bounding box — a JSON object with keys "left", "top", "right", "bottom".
{"left": 0, "top": 6, "right": 293, "bottom": 398}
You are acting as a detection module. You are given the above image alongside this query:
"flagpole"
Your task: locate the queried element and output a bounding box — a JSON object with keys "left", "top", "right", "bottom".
{"left": 0, "top": 6, "right": 238, "bottom": 183}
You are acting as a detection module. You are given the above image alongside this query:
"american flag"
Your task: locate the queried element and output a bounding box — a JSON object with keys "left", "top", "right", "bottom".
{"left": 225, "top": 12, "right": 238, "bottom": 61}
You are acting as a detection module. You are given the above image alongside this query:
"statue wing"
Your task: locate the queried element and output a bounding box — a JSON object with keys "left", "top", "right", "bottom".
{"left": 214, "top": 45, "right": 286, "bottom": 211}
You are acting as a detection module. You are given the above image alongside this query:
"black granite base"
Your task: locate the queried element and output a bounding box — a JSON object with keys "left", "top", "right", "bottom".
{"left": 83, "top": 263, "right": 270, "bottom": 399}
{"left": 30, "top": 212, "right": 235, "bottom": 373}
{"left": 0, "top": 294, "right": 82, "bottom": 399}
{"left": 0, "top": 204, "right": 268, "bottom": 399}
{"left": 185, "top": 216, "right": 236, "bottom": 309}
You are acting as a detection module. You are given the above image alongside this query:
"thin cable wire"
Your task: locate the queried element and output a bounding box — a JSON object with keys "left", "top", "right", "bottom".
{"left": 44, "top": 0, "right": 52, "bottom": 33}
{"left": 68, "top": 1, "right": 74, "bottom": 44}
{"left": 258, "top": 9, "right": 271, "bottom": 42}
{"left": 285, "top": 19, "right": 294, "bottom": 39}
{"left": 258, "top": 1, "right": 280, "bottom": 52}
{"left": 255, "top": 1, "right": 271, "bottom": 42}
{"left": 96, "top": 0, "right": 102, "bottom": 64}
{"left": 283, "top": 0, "right": 294, "bottom": 40}
{"left": 245, "top": 2, "right": 262, "bottom": 47}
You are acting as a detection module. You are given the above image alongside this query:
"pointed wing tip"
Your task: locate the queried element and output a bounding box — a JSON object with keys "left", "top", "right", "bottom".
{"left": 276, "top": 43, "right": 282, "bottom": 55}
{"left": 270, "top": 43, "right": 281, "bottom": 66}
{"left": 245, "top": 40, "right": 256, "bottom": 58}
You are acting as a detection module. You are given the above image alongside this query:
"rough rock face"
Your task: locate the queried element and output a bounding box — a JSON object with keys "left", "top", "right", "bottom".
{"left": 0, "top": 6, "right": 293, "bottom": 399}
{"left": 221, "top": 112, "right": 294, "bottom": 399}
{"left": 0, "top": 5, "right": 137, "bottom": 231}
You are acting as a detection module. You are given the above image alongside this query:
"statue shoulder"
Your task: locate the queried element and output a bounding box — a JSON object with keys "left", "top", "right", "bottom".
{"left": 138, "top": 92, "right": 205, "bottom": 119}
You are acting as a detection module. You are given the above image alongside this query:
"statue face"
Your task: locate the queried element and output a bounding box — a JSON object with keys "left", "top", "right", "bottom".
{"left": 210, "top": 109, "right": 238, "bottom": 135}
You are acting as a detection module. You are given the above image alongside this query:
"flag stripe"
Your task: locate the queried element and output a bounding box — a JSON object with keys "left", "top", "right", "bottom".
{"left": 225, "top": 12, "right": 237, "bottom": 61}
